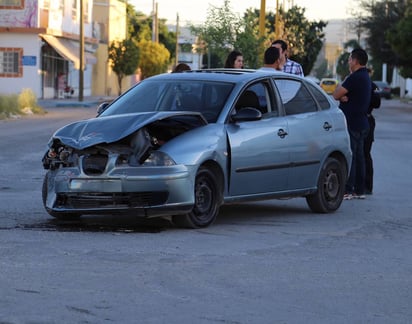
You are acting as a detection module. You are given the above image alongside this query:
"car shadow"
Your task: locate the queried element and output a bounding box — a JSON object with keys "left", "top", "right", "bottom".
{"left": 22, "top": 199, "right": 313, "bottom": 233}
{"left": 216, "top": 199, "right": 312, "bottom": 226}
{"left": 21, "top": 214, "right": 170, "bottom": 233}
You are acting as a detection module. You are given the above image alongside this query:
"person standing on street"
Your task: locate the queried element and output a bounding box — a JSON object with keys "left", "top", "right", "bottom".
{"left": 258, "top": 46, "right": 283, "bottom": 71}
{"left": 172, "top": 63, "right": 191, "bottom": 73}
{"left": 271, "top": 40, "right": 304, "bottom": 76}
{"left": 333, "top": 48, "right": 371, "bottom": 200}
{"left": 364, "top": 68, "right": 381, "bottom": 194}
{"left": 224, "top": 50, "right": 244, "bottom": 69}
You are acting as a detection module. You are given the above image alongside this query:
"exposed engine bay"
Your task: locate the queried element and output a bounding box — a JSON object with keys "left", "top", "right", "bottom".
{"left": 42, "top": 114, "right": 206, "bottom": 174}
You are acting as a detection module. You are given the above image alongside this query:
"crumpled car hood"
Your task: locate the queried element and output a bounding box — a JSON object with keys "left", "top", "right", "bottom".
{"left": 48, "top": 111, "right": 207, "bottom": 150}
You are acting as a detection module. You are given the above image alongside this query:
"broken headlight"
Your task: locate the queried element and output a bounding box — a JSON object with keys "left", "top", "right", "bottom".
{"left": 142, "top": 151, "right": 176, "bottom": 166}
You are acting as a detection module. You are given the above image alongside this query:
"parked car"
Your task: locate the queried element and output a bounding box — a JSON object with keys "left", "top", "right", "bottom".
{"left": 320, "top": 78, "right": 339, "bottom": 94}
{"left": 42, "top": 69, "right": 352, "bottom": 228}
{"left": 374, "top": 80, "right": 392, "bottom": 99}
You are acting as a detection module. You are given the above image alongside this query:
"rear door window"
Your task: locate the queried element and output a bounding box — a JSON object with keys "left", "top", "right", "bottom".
{"left": 273, "top": 79, "right": 318, "bottom": 115}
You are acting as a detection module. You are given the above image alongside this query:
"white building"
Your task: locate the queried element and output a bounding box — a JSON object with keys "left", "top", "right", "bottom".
{"left": 174, "top": 26, "right": 202, "bottom": 70}
{"left": 0, "top": 0, "right": 97, "bottom": 99}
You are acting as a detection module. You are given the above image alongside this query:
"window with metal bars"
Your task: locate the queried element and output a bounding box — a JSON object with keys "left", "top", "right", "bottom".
{"left": 0, "top": 48, "right": 22, "bottom": 77}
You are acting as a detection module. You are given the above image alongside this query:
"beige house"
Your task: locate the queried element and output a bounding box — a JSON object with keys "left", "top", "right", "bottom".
{"left": 92, "top": 0, "right": 132, "bottom": 97}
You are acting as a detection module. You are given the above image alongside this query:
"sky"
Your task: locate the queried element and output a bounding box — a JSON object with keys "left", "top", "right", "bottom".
{"left": 129, "top": 0, "right": 353, "bottom": 25}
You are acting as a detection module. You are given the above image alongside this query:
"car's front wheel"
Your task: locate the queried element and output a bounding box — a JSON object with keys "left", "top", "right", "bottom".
{"left": 42, "top": 171, "right": 81, "bottom": 220}
{"left": 306, "top": 157, "right": 346, "bottom": 213}
{"left": 172, "top": 167, "right": 221, "bottom": 229}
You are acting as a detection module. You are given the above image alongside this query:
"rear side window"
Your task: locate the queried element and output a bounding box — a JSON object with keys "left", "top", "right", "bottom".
{"left": 306, "top": 83, "right": 331, "bottom": 110}
{"left": 274, "top": 79, "right": 318, "bottom": 115}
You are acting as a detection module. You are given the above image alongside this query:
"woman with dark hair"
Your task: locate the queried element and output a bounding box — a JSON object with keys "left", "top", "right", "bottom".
{"left": 172, "top": 63, "right": 191, "bottom": 73}
{"left": 224, "top": 50, "right": 243, "bottom": 68}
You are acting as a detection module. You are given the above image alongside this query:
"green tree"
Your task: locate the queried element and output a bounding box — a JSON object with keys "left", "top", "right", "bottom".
{"left": 108, "top": 39, "right": 139, "bottom": 95}
{"left": 237, "top": 9, "right": 266, "bottom": 68}
{"left": 138, "top": 39, "right": 170, "bottom": 79}
{"left": 126, "top": 3, "right": 176, "bottom": 63}
{"left": 279, "top": 6, "right": 327, "bottom": 75}
{"left": 237, "top": 5, "right": 326, "bottom": 73}
{"left": 191, "top": 0, "right": 241, "bottom": 68}
{"left": 387, "top": 6, "right": 412, "bottom": 78}
{"left": 357, "top": 0, "right": 409, "bottom": 81}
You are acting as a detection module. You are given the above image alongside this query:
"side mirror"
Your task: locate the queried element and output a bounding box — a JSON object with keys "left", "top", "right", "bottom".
{"left": 97, "top": 102, "right": 110, "bottom": 116}
{"left": 232, "top": 107, "right": 262, "bottom": 122}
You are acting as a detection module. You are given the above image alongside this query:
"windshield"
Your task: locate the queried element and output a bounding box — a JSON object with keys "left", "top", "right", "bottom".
{"left": 100, "top": 79, "right": 234, "bottom": 123}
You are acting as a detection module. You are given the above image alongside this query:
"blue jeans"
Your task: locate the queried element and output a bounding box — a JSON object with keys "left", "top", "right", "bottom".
{"left": 347, "top": 128, "right": 369, "bottom": 194}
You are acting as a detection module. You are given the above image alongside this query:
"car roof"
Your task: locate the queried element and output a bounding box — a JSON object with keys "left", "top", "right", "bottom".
{"left": 146, "top": 68, "right": 299, "bottom": 83}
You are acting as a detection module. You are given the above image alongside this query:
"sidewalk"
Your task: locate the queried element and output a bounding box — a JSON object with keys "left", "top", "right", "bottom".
{"left": 37, "top": 96, "right": 116, "bottom": 109}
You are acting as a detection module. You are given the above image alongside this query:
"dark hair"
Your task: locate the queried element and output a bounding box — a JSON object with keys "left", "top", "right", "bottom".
{"left": 172, "top": 63, "right": 191, "bottom": 73}
{"left": 224, "top": 50, "right": 243, "bottom": 68}
{"left": 351, "top": 48, "right": 368, "bottom": 66}
{"left": 264, "top": 46, "right": 280, "bottom": 64}
{"left": 271, "top": 39, "right": 288, "bottom": 51}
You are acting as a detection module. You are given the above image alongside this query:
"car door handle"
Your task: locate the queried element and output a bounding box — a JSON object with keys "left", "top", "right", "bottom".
{"left": 323, "top": 122, "right": 332, "bottom": 131}
{"left": 277, "top": 129, "right": 288, "bottom": 138}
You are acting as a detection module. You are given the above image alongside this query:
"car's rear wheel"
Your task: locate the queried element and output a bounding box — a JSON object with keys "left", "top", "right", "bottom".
{"left": 42, "top": 171, "right": 81, "bottom": 220}
{"left": 306, "top": 157, "right": 346, "bottom": 213}
{"left": 172, "top": 167, "right": 221, "bottom": 228}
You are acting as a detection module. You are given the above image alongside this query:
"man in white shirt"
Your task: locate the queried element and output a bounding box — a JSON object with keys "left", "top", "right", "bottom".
{"left": 258, "top": 46, "right": 284, "bottom": 71}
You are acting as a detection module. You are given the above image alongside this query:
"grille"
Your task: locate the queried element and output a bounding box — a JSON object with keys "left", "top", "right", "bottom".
{"left": 56, "top": 192, "right": 169, "bottom": 209}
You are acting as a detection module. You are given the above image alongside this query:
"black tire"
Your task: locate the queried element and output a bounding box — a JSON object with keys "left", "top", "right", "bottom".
{"left": 42, "top": 171, "right": 81, "bottom": 220}
{"left": 172, "top": 167, "right": 221, "bottom": 228}
{"left": 306, "top": 157, "right": 346, "bottom": 213}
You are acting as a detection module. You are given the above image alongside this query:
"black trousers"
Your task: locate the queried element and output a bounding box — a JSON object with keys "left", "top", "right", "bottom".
{"left": 364, "top": 115, "right": 376, "bottom": 193}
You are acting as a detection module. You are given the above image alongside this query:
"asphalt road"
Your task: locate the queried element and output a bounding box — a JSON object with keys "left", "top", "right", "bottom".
{"left": 0, "top": 100, "right": 411, "bottom": 323}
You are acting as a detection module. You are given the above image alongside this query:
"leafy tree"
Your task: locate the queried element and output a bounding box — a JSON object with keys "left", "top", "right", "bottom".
{"left": 244, "top": 6, "right": 326, "bottom": 74}
{"left": 237, "top": 9, "right": 267, "bottom": 68}
{"left": 278, "top": 6, "right": 327, "bottom": 75}
{"left": 387, "top": 6, "right": 412, "bottom": 78}
{"left": 138, "top": 39, "right": 170, "bottom": 79}
{"left": 126, "top": 4, "right": 150, "bottom": 40}
{"left": 126, "top": 3, "right": 176, "bottom": 62}
{"left": 357, "top": 0, "right": 409, "bottom": 81}
{"left": 158, "top": 18, "right": 177, "bottom": 61}
{"left": 108, "top": 39, "right": 139, "bottom": 95}
{"left": 191, "top": 0, "right": 241, "bottom": 68}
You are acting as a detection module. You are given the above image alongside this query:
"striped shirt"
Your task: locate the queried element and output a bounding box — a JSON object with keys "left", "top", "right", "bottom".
{"left": 283, "top": 59, "right": 304, "bottom": 77}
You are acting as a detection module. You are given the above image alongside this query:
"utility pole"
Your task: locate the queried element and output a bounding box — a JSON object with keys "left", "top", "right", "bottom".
{"left": 155, "top": 2, "right": 159, "bottom": 43}
{"left": 175, "top": 13, "right": 179, "bottom": 66}
{"left": 78, "top": 0, "right": 84, "bottom": 101}
{"left": 259, "top": 0, "right": 266, "bottom": 39}
{"left": 275, "top": 0, "right": 280, "bottom": 39}
{"left": 151, "top": 0, "right": 156, "bottom": 42}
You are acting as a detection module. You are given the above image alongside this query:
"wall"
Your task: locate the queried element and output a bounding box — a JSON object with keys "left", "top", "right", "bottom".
{"left": 0, "top": 33, "right": 42, "bottom": 97}
{"left": 0, "top": 0, "right": 38, "bottom": 27}
{"left": 92, "top": 0, "right": 129, "bottom": 96}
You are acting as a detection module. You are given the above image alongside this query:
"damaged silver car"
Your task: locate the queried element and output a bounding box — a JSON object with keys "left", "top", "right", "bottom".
{"left": 42, "top": 69, "right": 352, "bottom": 228}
